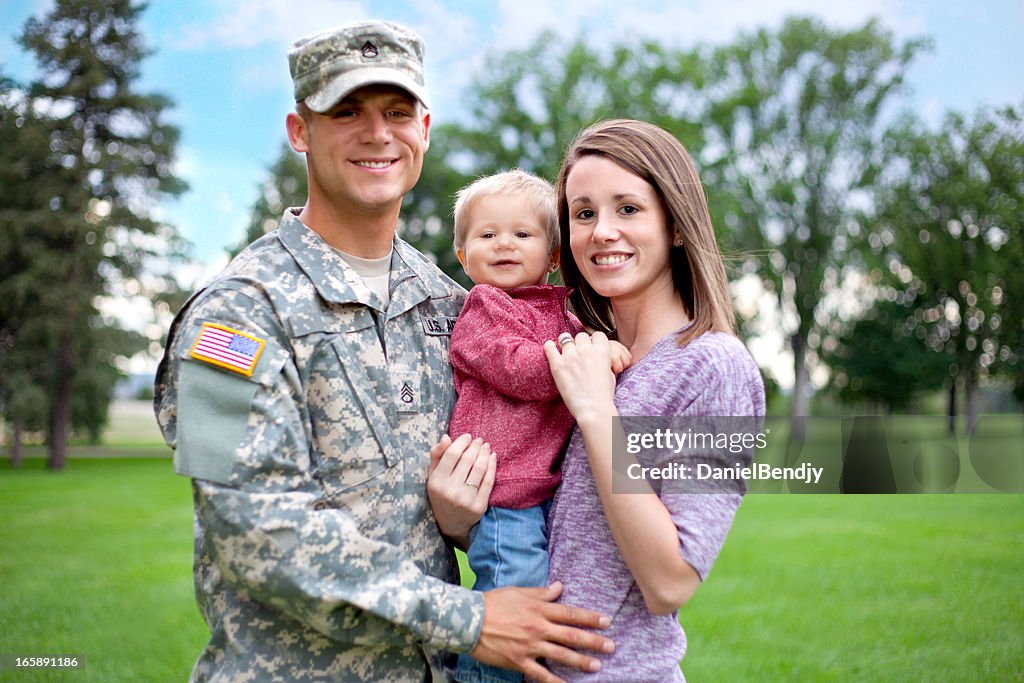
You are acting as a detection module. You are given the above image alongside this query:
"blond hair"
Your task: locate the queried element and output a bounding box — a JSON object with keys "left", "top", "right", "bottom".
{"left": 555, "top": 119, "right": 735, "bottom": 346}
{"left": 452, "top": 169, "right": 559, "bottom": 253}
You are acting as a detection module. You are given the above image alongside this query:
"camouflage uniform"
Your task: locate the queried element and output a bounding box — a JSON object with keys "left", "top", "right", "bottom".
{"left": 155, "top": 209, "right": 482, "bottom": 682}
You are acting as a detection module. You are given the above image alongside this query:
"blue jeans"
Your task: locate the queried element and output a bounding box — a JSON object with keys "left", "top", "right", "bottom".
{"left": 454, "top": 501, "right": 551, "bottom": 683}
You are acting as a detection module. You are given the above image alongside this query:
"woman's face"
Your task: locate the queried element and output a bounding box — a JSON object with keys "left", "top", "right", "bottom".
{"left": 565, "top": 155, "right": 676, "bottom": 307}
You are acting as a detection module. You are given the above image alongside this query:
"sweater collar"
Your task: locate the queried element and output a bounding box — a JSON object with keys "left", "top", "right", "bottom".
{"left": 503, "top": 284, "right": 572, "bottom": 308}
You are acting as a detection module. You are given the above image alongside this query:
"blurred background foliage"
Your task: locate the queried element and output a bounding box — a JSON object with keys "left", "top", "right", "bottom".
{"left": 2, "top": 3, "right": 1022, "bottom": 468}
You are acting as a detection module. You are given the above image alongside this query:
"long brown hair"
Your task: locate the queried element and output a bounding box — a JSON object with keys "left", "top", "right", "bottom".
{"left": 555, "top": 119, "right": 735, "bottom": 347}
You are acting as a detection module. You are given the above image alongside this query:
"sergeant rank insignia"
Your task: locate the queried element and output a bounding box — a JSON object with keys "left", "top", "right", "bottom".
{"left": 190, "top": 323, "right": 266, "bottom": 377}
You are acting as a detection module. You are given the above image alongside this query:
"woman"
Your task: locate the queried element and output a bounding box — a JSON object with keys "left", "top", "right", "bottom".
{"left": 544, "top": 118, "right": 764, "bottom": 682}
{"left": 430, "top": 119, "right": 764, "bottom": 682}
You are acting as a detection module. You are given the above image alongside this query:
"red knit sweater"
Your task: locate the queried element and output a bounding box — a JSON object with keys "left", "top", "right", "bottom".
{"left": 448, "top": 284, "right": 584, "bottom": 508}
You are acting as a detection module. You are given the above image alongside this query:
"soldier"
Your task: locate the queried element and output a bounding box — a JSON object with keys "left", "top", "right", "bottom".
{"left": 154, "top": 19, "right": 612, "bottom": 683}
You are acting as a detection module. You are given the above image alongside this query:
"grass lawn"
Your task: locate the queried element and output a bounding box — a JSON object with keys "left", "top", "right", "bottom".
{"left": 0, "top": 457, "right": 203, "bottom": 682}
{"left": 681, "top": 495, "right": 1024, "bottom": 681}
{"left": 1, "top": 404, "right": 1022, "bottom": 681}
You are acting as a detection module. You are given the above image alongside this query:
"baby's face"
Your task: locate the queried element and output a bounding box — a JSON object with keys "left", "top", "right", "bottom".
{"left": 457, "top": 194, "right": 555, "bottom": 290}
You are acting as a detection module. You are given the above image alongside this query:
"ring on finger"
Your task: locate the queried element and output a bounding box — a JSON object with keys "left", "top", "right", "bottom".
{"left": 557, "top": 332, "right": 574, "bottom": 349}
{"left": 466, "top": 480, "right": 479, "bottom": 488}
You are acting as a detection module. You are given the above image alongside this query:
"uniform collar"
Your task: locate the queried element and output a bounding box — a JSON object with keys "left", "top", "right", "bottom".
{"left": 277, "top": 209, "right": 445, "bottom": 313}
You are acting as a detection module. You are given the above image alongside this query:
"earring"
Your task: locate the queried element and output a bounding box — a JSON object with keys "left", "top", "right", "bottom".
{"left": 674, "top": 236, "right": 684, "bottom": 247}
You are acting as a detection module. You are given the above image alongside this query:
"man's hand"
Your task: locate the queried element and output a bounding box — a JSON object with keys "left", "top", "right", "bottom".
{"left": 472, "top": 582, "right": 614, "bottom": 682}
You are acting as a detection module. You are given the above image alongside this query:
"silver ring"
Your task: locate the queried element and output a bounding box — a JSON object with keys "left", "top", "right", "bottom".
{"left": 557, "top": 332, "right": 574, "bottom": 349}
{"left": 466, "top": 480, "right": 478, "bottom": 488}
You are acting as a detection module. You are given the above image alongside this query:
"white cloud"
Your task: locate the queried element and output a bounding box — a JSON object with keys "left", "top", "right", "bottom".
{"left": 171, "top": 146, "right": 198, "bottom": 188}
{"left": 214, "top": 190, "right": 236, "bottom": 216}
{"left": 496, "top": 0, "right": 564, "bottom": 47}
{"left": 175, "top": 0, "right": 370, "bottom": 50}
{"left": 169, "top": 0, "right": 484, "bottom": 120}
{"left": 237, "top": 59, "right": 291, "bottom": 93}
{"left": 377, "top": 0, "right": 923, "bottom": 127}
{"left": 495, "top": 0, "right": 925, "bottom": 51}
{"left": 381, "top": 0, "right": 481, "bottom": 121}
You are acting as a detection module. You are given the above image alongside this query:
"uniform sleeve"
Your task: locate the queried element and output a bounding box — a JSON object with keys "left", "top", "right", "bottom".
{"left": 158, "top": 287, "right": 484, "bottom": 653}
{"left": 449, "top": 285, "right": 561, "bottom": 402}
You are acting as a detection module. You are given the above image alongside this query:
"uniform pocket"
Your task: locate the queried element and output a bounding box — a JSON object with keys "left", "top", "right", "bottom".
{"left": 301, "top": 325, "right": 400, "bottom": 497}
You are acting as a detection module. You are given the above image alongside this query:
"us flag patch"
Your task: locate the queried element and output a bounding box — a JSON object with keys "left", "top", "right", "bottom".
{"left": 189, "top": 323, "right": 266, "bottom": 377}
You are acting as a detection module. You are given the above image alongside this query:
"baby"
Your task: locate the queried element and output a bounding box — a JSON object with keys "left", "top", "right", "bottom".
{"left": 447, "top": 169, "right": 628, "bottom": 683}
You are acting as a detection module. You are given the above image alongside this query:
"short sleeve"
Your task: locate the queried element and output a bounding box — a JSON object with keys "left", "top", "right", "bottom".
{"left": 664, "top": 493, "right": 742, "bottom": 580}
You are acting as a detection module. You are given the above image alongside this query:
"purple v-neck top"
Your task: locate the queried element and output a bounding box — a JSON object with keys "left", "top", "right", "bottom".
{"left": 547, "top": 330, "right": 765, "bottom": 682}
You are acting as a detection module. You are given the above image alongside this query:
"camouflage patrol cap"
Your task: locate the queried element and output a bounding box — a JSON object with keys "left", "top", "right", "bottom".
{"left": 288, "top": 20, "right": 429, "bottom": 113}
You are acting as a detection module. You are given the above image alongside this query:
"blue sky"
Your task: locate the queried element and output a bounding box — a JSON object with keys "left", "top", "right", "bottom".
{"left": 2, "top": 0, "right": 1022, "bottom": 279}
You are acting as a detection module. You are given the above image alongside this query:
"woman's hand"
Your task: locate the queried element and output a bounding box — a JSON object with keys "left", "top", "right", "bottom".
{"left": 543, "top": 332, "right": 618, "bottom": 428}
{"left": 427, "top": 433, "right": 495, "bottom": 550}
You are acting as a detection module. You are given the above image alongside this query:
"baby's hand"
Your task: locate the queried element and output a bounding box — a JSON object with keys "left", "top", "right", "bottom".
{"left": 608, "top": 340, "right": 632, "bottom": 374}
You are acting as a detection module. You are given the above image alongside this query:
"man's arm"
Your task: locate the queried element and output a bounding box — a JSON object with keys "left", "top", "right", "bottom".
{"left": 193, "top": 479, "right": 485, "bottom": 650}
{"left": 161, "top": 288, "right": 483, "bottom": 653}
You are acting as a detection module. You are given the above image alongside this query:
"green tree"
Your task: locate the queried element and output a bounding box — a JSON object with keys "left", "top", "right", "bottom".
{"left": 998, "top": 198, "right": 1024, "bottom": 407}
{"left": 823, "top": 297, "right": 948, "bottom": 412}
{"left": 702, "top": 17, "right": 929, "bottom": 424}
{"left": 418, "top": 32, "right": 710, "bottom": 285}
{"left": 10, "top": 0, "right": 187, "bottom": 468}
{"left": 0, "top": 86, "right": 66, "bottom": 464}
{"left": 867, "top": 104, "right": 1024, "bottom": 431}
{"left": 400, "top": 126, "right": 477, "bottom": 284}
{"left": 445, "top": 31, "right": 706, "bottom": 182}
{"left": 230, "top": 141, "right": 307, "bottom": 258}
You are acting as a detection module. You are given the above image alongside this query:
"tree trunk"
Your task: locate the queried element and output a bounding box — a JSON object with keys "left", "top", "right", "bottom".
{"left": 790, "top": 332, "right": 811, "bottom": 417}
{"left": 965, "top": 380, "right": 979, "bottom": 436}
{"left": 10, "top": 414, "right": 23, "bottom": 467}
{"left": 787, "top": 332, "right": 810, "bottom": 458}
{"left": 47, "top": 333, "right": 74, "bottom": 471}
{"left": 946, "top": 381, "right": 957, "bottom": 436}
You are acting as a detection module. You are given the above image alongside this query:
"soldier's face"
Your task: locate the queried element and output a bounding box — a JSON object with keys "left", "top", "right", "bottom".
{"left": 294, "top": 85, "right": 430, "bottom": 216}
